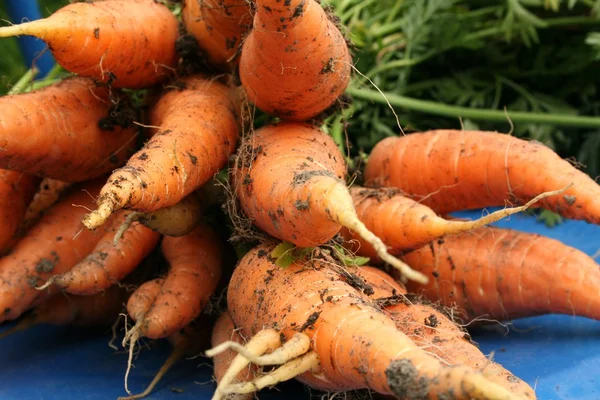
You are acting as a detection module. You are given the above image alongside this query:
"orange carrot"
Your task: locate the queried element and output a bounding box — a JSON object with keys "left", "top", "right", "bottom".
{"left": 232, "top": 122, "right": 427, "bottom": 283}
{"left": 0, "top": 0, "right": 178, "bottom": 88}
{"left": 341, "top": 186, "right": 566, "bottom": 259}
{"left": 83, "top": 75, "right": 240, "bottom": 230}
{"left": 398, "top": 226, "right": 600, "bottom": 322}
{"left": 0, "top": 285, "right": 129, "bottom": 340}
{"left": 239, "top": 0, "right": 352, "bottom": 120}
{"left": 0, "top": 170, "right": 40, "bottom": 254}
{"left": 0, "top": 179, "right": 113, "bottom": 323}
{"left": 364, "top": 129, "right": 600, "bottom": 223}
{"left": 38, "top": 210, "right": 161, "bottom": 295}
{"left": 182, "top": 0, "right": 254, "bottom": 69}
{"left": 211, "top": 312, "right": 254, "bottom": 400}
{"left": 222, "top": 243, "right": 523, "bottom": 400}
{"left": 0, "top": 77, "right": 137, "bottom": 182}
{"left": 19, "top": 179, "right": 73, "bottom": 234}
{"left": 355, "top": 266, "right": 536, "bottom": 399}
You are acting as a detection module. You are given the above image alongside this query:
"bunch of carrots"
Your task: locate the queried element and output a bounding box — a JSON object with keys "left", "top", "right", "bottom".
{"left": 0, "top": 0, "right": 599, "bottom": 399}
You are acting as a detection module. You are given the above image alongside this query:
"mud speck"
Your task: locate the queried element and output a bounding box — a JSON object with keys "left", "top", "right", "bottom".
{"left": 424, "top": 314, "right": 439, "bottom": 328}
{"left": 386, "top": 359, "right": 429, "bottom": 400}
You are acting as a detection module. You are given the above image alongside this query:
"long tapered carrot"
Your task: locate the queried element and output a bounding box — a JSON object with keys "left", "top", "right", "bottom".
{"left": 38, "top": 210, "right": 161, "bottom": 295}
{"left": 19, "top": 179, "right": 72, "bottom": 235}
{"left": 182, "top": 0, "right": 254, "bottom": 69}
{"left": 0, "top": 179, "right": 112, "bottom": 323}
{"left": 239, "top": 0, "right": 352, "bottom": 120}
{"left": 355, "top": 266, "right": 537, "bottom": 399}
{"left": 0, "top": 170, "right": 40, "bottom": 254}
{"left": 0, "top": 77, "right": 137, "bottom": 182}
{"left": 398, "top": 226, "right": 600, "bottom": 322}
{"left": 364, "top": 129, "right": 600, "bottom": 223}
{"left": 224, "top": 243, "right": 525, "bottom": 400}
{"left": 341, "top": 186, "right": 569, "bottom": 259}
{"left": 82, "top": 75, "right": 240, "bottom": 230}
{"left": 232, "top": 122, "right": 427, "bottom": 283}
{"left": 0, "top": 0, "right": 178, "bottom": 88}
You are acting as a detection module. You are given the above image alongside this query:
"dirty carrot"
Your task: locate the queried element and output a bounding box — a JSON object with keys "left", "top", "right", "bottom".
{"left": 232, "top": 122, "right": 427, "bottom": 283}
{"left": 19, "top": 179, "right": 72, "bottom": 235}
{"left": 239, "top": 0, "right": 352, "bottom": 120}
{"left": 0, "top": 170, "right": 40, "bottom": 254}
{"left": 0, "top": 0, "right": 178, "bottom": 88}
{"left": 398, "top": 226, "right": 600, "bottom": 322}
{"left": 182, "top": 0, "right": 254, "bottom": 69}
{"left": 83, "top": 75, "right": 240, "bottom": 230}
{"left": 364, "top": 129, "right": 600, "bottom": 222}
{"left": 0, "top": 77, "right": 137, "bottom": 182}
{"left": 38, "top": 210, "right": 160, "bottom": 295}
{"left": 221, "top": 243, "right": 524, "bottom": 400}
{"left": 342, "top": 185, "right": 570, "bottom": 259}
{"left": 0, "top": 179, "right": 113, "bottom": 323}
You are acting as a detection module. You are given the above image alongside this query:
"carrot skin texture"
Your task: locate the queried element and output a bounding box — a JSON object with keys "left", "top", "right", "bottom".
{"left": 364, "top": 129, "right": 600, "bottom": 223}
{"left": 400, "top": 227, "right": 600, "bottom": 322}
{"left": 83, "top": 75, "right": 240, "bottom": 230}
{"left": 20, "top": 179, "right": 72, "bottom": 234}
{"left": 127, "top": 278, "right": 164, "bottom": 322}
{"left": 0, "top": 77, "right": 137, "bottom": 182}
{"left": 0, "top": 170, "right": 40, "bottom": 253}
{"left": 128, "top": 223, "right": 223, "bottom": 339}
{"left": 228, "top": 244, "right": 521, "bottom": 399}
{"left": 0, "top": 0, "right": 178, "bottom": 88}
{"left": 239, "top": 0, "right": 352, "bottom": 120}
{"left": 182, "top": 0, "right": 253, "bottom": 69}
{"left": 0, "top": 180, "right": 109, "bottom": 322}
{"left": 50, "top": 211, "right": 161, "bottom": 295}
{"left": 233, "top": 122, "right": 346, "bottom": 247}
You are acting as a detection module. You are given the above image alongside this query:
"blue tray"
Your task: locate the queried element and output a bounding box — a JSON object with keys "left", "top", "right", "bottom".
{"left": 1, "top": 211, "right": 599, "bottom": 400}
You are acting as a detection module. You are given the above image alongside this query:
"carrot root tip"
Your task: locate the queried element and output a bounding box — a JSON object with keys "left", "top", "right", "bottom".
{"left": 83, "top": 201, "right": 116, "bottom": 230}
{"left": 34, "top": 277, "right": 57, "bottom": 291}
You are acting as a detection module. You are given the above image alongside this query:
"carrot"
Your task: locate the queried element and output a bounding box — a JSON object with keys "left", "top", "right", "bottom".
{"left": 182, "top": 0, "right": 254, "bottom": 69}
{"left": 0, "top": 77, "right": 137, "bottom": 182}
{"left": 341, "top": 186, "right": 569, "bottom": 259}
{"left": 37, "top": 210, "right": 161, "bottom": 295}
{"left": 19, "top": 179, "right": 73, "bottom": 234}
{"left": 0, "top": 179, "right": 112, "bottom": 323}
{"left": 210, "top": 312, "right": 254, "bottom": 400}
{"left": 118, "top": 321, "right": 210, "bottom": 400}
{"left": 0, "top": 170, "right": 40, "bottom": 254}
{"left": 397, "top": 226, "right": 600, "bottom": 323}
{"left": 364, "top": 129, "right": 600, "bottom": 223}
{"left": 0, "top": 0, "right": 178, "bottom": 88}
{"left": 0, "top": 285, "right": 129, "bottom": 340}
{"left": 238, "top": 0, "right": 352, "bottom": 120}
{"left": 82, "top": 75, "right": 240, "bottom": 230}
{"left": 355, "top": 266, "right": 536, "bottom": 399}
{"left": 232, "top": 122, "right": 427, "bottom": 283}
{"left": 215, "top": 243, "right": 524, "bottom": 400}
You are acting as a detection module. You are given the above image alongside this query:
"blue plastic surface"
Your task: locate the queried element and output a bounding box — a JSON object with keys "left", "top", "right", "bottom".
{"left": 4, "top": 0, "right": 55, "bottom": 76}
{"left": 0, "top": 211, "right": 599, "bottom": 400}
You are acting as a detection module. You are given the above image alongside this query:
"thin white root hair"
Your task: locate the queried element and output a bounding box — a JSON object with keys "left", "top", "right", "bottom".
{"left": 206, "top": 332, "right": 310, "bottom": 366}
{"left": 221, "top": 351, "right": 320, "bottom": 395}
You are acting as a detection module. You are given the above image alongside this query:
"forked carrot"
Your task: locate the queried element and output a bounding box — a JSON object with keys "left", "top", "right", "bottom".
{"left": 0, "top": 0, "right": 179, "bottom": 88}
{"left": 239, "top": 0, "right": 352, "bottom": 120}
{"left": 213, "top": 243, "right": 524, "bottom": 400}
{"left": 398, "top": 226, "right": 600, "bottom": 322}
{"left": 83, "top": 75, "right": 240, "bottom": 230}
{"left": 232, "top": 122, "right": 427, "bottom": 283}
{"left": 364, "top": 129, "right": 599, "bottom": 222}
{"left": 0, "top": 77, "right": 137, "bottom": 181}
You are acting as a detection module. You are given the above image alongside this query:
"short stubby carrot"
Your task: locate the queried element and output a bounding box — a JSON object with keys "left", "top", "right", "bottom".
{"left": 225, "top": 243, "right": 523, "bottom": 400}
{"left": 0, "top": 0, "right": 179, "bottom": 88}
{"left": 39, "top": 210, "right": 161, "bottom": 295}
{"left": 232, "top": 122, "right": 427, "bottom": 283}
{"left": 0, "top": 170, "right": 40, "bottom": 253}
{"left": 182, "top": 0, "right": 254, "bottom": 69}
{"left": 0, "top": 77, "right": 137, "bottom": 182}
{"left": 341, "top": 186, "right": 564, "bottom": 259}
{"left": 399, "top": 226, "right": 600, "bottom": 322}
{"left": 83, "top": 75, "right": 240, "bottom": 230}
{"left": 239, "top": 0, "right": 352, "bottom": 120}
{"left": 0, "top": 179, "right": 111, "bottom": 323}
{"left": 364, "top": 129, "right": 600, "bottom": 223}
